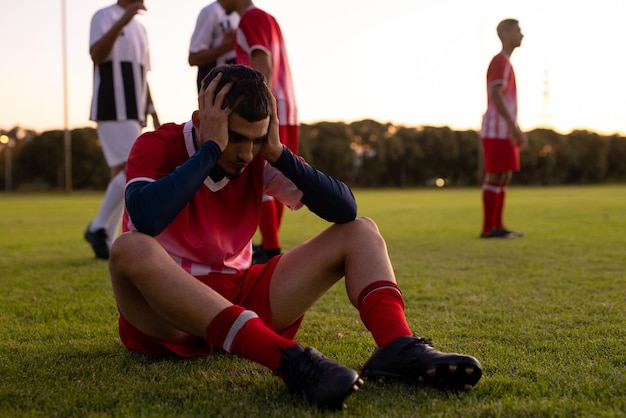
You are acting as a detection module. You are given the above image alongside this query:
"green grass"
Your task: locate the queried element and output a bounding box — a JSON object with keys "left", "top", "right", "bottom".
{"left": 1, "top": 186, "right": 625, "bottom": 417}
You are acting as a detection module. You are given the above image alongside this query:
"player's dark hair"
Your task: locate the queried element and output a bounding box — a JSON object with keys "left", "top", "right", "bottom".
{"left": 497, "top": 18, "right": 519, "bottom": 39}
{"left": 201, "top": 65, "right": 272, "bottom": 122}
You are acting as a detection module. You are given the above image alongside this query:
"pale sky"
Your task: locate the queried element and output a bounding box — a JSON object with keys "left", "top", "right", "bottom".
{"left": 2, "top": 0, "right": 626, "bottom": 135}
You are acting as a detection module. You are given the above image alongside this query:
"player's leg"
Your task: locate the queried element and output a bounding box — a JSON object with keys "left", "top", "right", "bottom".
{"left": 109, "top": 231, "right": 232, "bottom": 340}
{"left": 494, "top": 170, "right": 511, "bottom": 230}
{"left": 481, "top": 138, "right": 521, "bottom": 238}
{"left": 85, "top": 121, "right": 140, "bottom": 258}
{"left": 481, "top": 171, "right": 505, "bottom": 236}
{"left": 270, "top": 217, "right": 482, "bottom": 391}
{"left": 254, "top": 125, "right": 300, "bottom": 265}
{"left": 268, "top": 217, "right": 397, "bottom": 328}
{"left": 256, "top": 196, "right": 280, "bottom": 263}
{"left": 109, "top": 231, "right": 361, "bottom": 409}
{"left": 481, "top": 138, "right": 501, "bottom": 237}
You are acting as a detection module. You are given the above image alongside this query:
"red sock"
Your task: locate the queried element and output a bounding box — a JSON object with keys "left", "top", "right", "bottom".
{"left": 259, "top": 198, "right": 280, "bottom": 250}
{"left": 205, "top": 305, "right": 296, "bottom": 370}
{"left": 494, "top": 184, "right": 507, "bottom": 229}
{"left": 482, "top": 183, "right": 499, "bottom": 233}
{"left": 358, "top": 281, "right": 412, "bottom": 347}
{"left": 274, "top": 200, "right": 284, "bottom": 230}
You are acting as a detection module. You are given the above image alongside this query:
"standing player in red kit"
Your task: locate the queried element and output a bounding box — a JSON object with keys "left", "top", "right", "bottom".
{"left": 480, "top": 18, "right": 527, "bottom": 239}
{"left": 222, "top": 0, "right": 298, "bottom": 263}
{"left": 109, "top": 65, "right": 482, "bottom": 410}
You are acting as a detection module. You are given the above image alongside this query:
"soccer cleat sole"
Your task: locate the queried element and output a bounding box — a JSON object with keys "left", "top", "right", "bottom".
{"left": 363, "top": 362, "right": 482, "bottom": 391}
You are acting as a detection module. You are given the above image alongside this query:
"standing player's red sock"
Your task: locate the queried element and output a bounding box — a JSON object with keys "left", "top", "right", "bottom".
{"left": 494, "top": 184, "right": 507, "bottom": 230}
{"left": 358, "top": 281, "right": 412, "bottom": 347}
{"left": 482, "top": 182, "right": 499, "bottom": 234}
{"left": 274, "top": 200, "right": 285, "bottom": 230}
{"left": 205, "top": 305, "right": 296, "bottom": 370}
{"left": 259, "top": 198, "right": 280, "bottom": 251}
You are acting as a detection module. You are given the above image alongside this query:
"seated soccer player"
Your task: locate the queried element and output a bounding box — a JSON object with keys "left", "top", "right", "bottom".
{"left": 108, "top": 64, "right": 482, "bottom": 410}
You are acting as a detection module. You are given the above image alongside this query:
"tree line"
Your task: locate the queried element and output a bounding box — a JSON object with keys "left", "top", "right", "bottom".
{"left": 1, "top": 120, "right": 625, "bottom": 191}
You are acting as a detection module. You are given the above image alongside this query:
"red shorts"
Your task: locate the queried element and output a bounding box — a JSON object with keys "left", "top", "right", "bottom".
{"left": 481, "top": 137, "right": 520, "bottom": 173}
{"left": 279, "top": 125, "right": 299, "bottom": 154}
{"left": 118, "top": 254, "right": 304, "bottom": 357}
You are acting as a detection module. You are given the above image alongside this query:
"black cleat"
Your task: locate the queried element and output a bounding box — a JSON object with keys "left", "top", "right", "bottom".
{"left": 277, "top": 344, "right": 363, "bottom": 410}
{"left": 498, "top": 228, "right": 524, "bottom": 238}
{"left": 84, "top": 223, "right": 109, "bottom": 259}
{"left": 480, "top": 228, "right": 516, "bottom": 239}
{"left": 361, "top": 334, "right": 482, "bottom": 391}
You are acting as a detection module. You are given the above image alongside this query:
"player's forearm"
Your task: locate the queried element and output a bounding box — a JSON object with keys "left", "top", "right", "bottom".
{"left": 271, "top": 147, "right": 357, "bottom": 223}
{"left": 188, "top": 44, "right": 233, "bottom": 66}
{"left": 90, "top": 17, "right": 130, "bottom": 64}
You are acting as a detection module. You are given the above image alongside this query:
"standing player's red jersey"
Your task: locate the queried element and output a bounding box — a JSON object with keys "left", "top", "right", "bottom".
{"left": 480, "top": 51, "right": 517, "bottom": 139}
{"left": 235, "top": 7, "right": 297, "bottom": 127}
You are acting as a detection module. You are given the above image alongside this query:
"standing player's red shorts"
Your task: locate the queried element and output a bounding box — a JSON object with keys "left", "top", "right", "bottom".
{"left": 118, "top": 254, "right": 303, "bottom": 357}
{"left": 481, "top": 137, "right": 520, "bottom": 173}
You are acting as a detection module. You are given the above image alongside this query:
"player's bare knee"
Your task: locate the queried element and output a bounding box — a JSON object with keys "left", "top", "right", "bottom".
{"left": 343, "top": 216, "right": 383, "bottom": 241}
{"left": 109, "top": 232, "right": 151, "bottom": 269}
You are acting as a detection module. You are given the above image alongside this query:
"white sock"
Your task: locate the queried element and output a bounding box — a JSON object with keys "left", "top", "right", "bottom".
{"left": 105, "top": 195, "right": 124, "bottom": 247}
{"left": 92, "top": 171, "right": 126, "bottom": 242}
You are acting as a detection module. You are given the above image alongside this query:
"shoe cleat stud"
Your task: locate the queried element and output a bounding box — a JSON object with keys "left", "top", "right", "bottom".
{"left": 417, "top": 375, "right": 424, "bottom": 384}
{"left": 427, "top": 368, "right": 437, "bottom": 377}
{"left": 449, "top": 365, "right": 457, "bottom": 373}
{"left": 463, "top": 384, "right": 473, "bottom": 391}
{"left": 465, "top": 367, "right": 475, "bottom": 375}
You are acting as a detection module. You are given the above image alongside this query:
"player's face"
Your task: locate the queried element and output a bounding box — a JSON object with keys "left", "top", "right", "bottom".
{"left": 217, "top": 113, "right": 270, "bottom": 178}
{"left": 218, "top": 0, "right": 236, "bottom": 14}
{"left": 510, "top": 24, "right": 524, "bottom": 47}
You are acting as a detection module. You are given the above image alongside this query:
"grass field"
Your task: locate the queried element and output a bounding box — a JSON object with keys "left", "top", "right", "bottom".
{"left": 1, "top": 186, "right": 625, "bottom": 417}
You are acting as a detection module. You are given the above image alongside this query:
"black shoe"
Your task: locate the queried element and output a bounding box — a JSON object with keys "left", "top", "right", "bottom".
{"left": 277, "top": 344, "right": 363, "bottom": 410}
{"left": 499, "top": 228, "right": 524, "bottom": 238}
{"left": 84, "top": 223, "right": 109, "bottom": 259}
{"left": 361, "top": 334, "right": 482, "bottom": 391}
{"left": 480, "top": 228, "right": 516, "bottom": 239}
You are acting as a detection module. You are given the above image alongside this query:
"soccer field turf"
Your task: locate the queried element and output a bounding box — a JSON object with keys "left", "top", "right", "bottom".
{"left": 1, "top": 186, "right": 624, "bottom": 417}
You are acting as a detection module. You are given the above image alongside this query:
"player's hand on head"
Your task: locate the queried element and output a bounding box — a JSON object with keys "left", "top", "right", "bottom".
{"left": 198, "top": 72, "right": 233, "bottom": 151}
{"left": 262, "top": 94, "right": 284, "bottom": 163}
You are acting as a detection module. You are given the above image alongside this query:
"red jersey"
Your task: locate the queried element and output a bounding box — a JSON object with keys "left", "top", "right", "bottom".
{"left": 235, "top": 7, "right": 298, "bottom": 127}
{"left": 480, "top": 52, "right": 517, "bottom": 139}
{"left": 123, "top": 121, "right": 303, "bottom": 275}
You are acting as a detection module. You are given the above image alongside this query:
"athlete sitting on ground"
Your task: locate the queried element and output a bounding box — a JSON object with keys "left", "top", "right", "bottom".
{"left": 108, "top": 64, "right": 482, "bottom": 410}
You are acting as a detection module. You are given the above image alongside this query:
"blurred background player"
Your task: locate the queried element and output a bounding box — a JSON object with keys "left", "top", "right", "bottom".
{"left": 221, "top": 0, "right": 298, "bottom": 263}
{"left": 188, "top": 0, "right": 240, "bottom": 93}
{"left": 85, "top": 0, "right": 159, "bottom": 259}
{"left": 479, "top": 18, "right": 527, "bottom": 239}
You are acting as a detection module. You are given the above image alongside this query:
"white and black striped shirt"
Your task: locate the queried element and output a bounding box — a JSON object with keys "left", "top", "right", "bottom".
{"left": 89, "top": 4, "right": 151, "bottom": 123}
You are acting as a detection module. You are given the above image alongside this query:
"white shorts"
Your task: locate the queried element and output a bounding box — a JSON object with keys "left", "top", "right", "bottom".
{"left": 97, "top": 120, "right": 142, "bottom": 167}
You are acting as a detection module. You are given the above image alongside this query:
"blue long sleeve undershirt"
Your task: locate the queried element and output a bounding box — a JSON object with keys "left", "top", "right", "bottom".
{"left": 270, "top": 146, "right": 357, "bottom": 223}
{"left": 125, "top": 142, "right": 357, "bottom": 236}
{"left": 125, "top": 141, "right": 221, "bottom": 236}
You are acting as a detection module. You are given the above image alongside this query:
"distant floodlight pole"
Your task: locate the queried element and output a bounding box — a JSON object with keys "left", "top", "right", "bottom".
{"left": 61, "top": 0, "right": 72, "bottom": 193}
